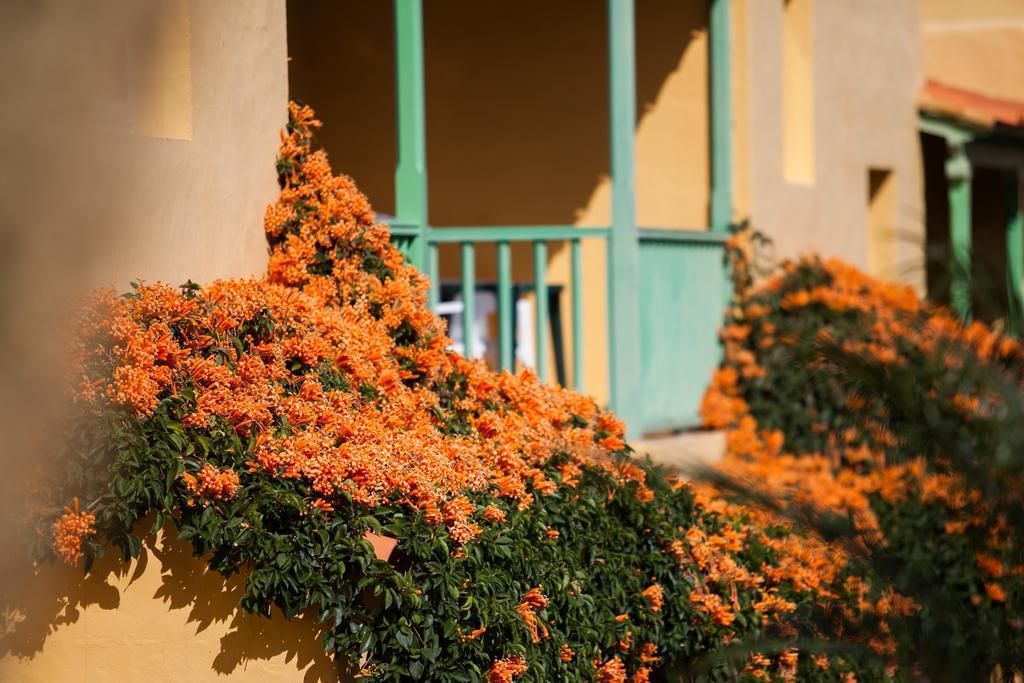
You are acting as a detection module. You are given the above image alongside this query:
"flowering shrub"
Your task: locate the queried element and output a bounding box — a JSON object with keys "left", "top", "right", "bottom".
{"left": 703, "top": 238, "right": 1024, "bottom": 678}
{"left": 45, "top": 104, "right": 900, "bottom": 681}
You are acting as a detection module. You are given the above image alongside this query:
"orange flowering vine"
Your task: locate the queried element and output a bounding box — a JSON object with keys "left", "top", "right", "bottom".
{"left": 42, "top": 104, "right": 957, "bottom": 681}
{"left": 701, "top": 241, "right": 1024, "bottom": 673}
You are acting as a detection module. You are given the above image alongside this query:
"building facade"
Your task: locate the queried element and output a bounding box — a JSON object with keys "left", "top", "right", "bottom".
{"left": 4, "top": 1, "right": 1024, "bottom": 680}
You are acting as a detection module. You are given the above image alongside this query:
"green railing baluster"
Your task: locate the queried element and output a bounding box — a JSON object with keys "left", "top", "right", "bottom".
{"left": 709, "top": 0, "right": 733, "bottom": 233}
{"left": 461, "top": 242, "right": 476, "bottom": 357}
{"left": 394, "top": 0, "right": 428, "bottom": 270}
{"left": 497, "top": 240, "right": 514, "bottom": 371}
{"left": 607, "top": 0, "right": 643, "bottom": 435}
{"left": 427, "top": 241, "right": 440, "bottom": 309}
{"left": 571, "top": 238, "right": 583, "bottom": 391}
{"left": 534, "top": 240, "right": 549, "bottom": 383}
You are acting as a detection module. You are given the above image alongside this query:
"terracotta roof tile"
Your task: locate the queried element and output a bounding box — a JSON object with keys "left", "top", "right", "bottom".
{"left": 920, "top": 79, "right": 1024, "bottom": 128}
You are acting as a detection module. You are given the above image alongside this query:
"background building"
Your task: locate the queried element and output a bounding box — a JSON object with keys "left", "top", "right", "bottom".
{"left": 917, "top": 0, "right": 1024, "bottom": 329}
{"left": 3, "top": 1, "right": 1024, "bottom": 680}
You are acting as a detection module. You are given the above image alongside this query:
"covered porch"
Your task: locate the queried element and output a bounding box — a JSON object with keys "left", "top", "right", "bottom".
{"left": 287, "top": 0, "right": 737, "bottom": 437}
{"left": 919, "top": 79, "right": 1024, "bottom": 333}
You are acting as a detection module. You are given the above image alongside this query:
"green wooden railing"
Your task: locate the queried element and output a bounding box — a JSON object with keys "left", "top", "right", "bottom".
{"left": 387, "top": 0, "right": 733, "bottom": 436}
{"left": 425, "top": 227, "right": 607, "bottom": 390}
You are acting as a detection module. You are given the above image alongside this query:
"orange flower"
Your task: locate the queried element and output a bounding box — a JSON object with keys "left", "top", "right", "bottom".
{"left": 483, "top": 505, "right": 507, "bottom": 522}
{"left": 985, "top": 582, "right": 1007, "bottom": 602}
{"left": 596, "top": 657, "right": 626, "bottom": 683}
{"left": 690, "top": 592, "right": 735, "bottom": 627}
{"left": 559, "top": 643, "right": 574, "bottom": 662}
{"left": 976, "top": 552, "right": 1005, "bottom": 579}
{"left": 639, "top": 642, "right": 660, "bottom": 665}
{"left": 182, "top": 464, "right": 240, "bottom": 502}
{"left": 64, "top": 103, "right": 647, "bottom": 542}
{"left": 458, "top": 626, "right": 487, "bottom": 641}
{"left": 517, "top": 587, "right": 549, "bottom": 643}
{"left": 642, "top": 583, "right": 664, "bottom": 613}
{"left": 487, "top": 655, "right": 528, "bottom": 683}
{"left": 51, "top": 498, "right": 97, "bottom": 565}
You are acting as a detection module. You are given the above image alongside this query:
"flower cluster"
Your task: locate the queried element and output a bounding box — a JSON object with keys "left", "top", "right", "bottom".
{"left": 181, "top": 464, "right": 240, "bottom": 502}
{"left": 51, "top": 498, "right": 96, "bottom": 564}
{"left": 64, "top": 102, "right": 642, "bottom": 532}
{"left": 516, "top": 586, "right": 549, "bottom": 644}
{"left": 486, "top": 655, "right": 528, "bottom": 683}
{"left": 641, "top": 583, "right": 663, "bottom": 613}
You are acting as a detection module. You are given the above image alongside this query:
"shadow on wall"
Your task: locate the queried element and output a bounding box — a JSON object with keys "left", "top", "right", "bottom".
{"left": 0, "top": 520, "right": 342, "bottom": 682}
{"left": 286, "top": 0, "right": 707, "bottom": 227}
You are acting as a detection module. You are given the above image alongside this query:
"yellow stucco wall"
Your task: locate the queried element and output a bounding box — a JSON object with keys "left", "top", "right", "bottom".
{"left": 0, "top": 1, "right": 299, "bottom": 679}
{"left": 0, "top": 528, "right": 341, "bottom": 682}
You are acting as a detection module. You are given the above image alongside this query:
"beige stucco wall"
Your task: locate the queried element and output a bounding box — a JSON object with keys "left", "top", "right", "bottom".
{"left": 920, "top": 0, "right": 1024, "bottom": 102}
{"left": 740, "top": 0, "right": 925, "bottom": 289}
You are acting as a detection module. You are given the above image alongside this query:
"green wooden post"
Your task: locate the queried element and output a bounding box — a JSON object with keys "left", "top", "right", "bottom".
{"left": 709, "top": 0, "right": 733, "bottom": 232}
{"left": 534, "top": 240, "right": 549, "bottom": 383}
{"left": 394, "top": 0, "right": 429, "bottom": 270}
{"left": 571, "top": 238, "right": 583, "bottom": 391}
{"left": 946, "top": 143, "right": 972, "bottom": 320}
{"left": 1006, "top": 170, "right": 1024, "bottom": 337}
{"left": 497, "top": 240, "right": 514, "bottom": 371}
{"left": 461, "top": 242, "right": 476, "bottom": 356}
{"left": 607, "top": 0, "right": 643, "bottom": 435}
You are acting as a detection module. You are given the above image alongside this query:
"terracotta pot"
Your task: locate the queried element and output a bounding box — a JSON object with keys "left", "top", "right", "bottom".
{"left": 363, "top": 531, "right": 397, "bottom": 562}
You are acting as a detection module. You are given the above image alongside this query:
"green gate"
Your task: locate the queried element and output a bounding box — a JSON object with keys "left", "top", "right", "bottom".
{"left": 637, "top": 231, "right": 731, "bottom": 433}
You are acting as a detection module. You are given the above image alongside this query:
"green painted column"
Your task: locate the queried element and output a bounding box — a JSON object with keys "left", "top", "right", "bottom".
{"left": 946, "top": 143, "right": 972, "bottom": 320}
{"left": 709, "top": 0, "right": 733, "bottom": 232}
{"left": 1006, "top": 169, "right": 1024, "bottom": 336}
{"left": 394, "top": 0, "right": 429, "bottom": 270}
{"left": 607, "top": 0, "right": 643, "bottom": 436}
